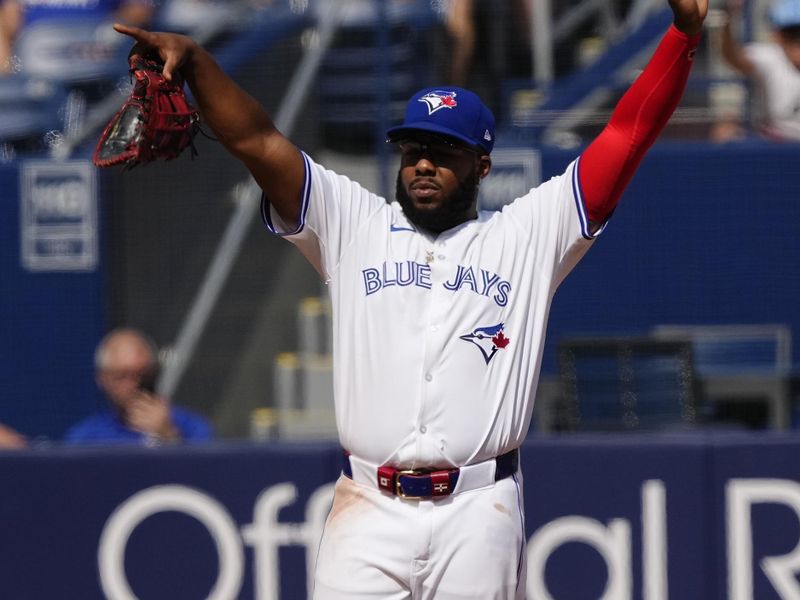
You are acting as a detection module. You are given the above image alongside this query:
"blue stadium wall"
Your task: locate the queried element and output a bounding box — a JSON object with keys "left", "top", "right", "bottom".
{"left": 0, "top": 158, "right": 106, "bottom": 440}
{"left": 537, "top": 140, "right": 800, "bottom": 374}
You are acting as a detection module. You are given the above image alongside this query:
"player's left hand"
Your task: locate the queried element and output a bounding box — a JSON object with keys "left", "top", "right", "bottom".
{"left": 669, "top": 0, "right": 708, "bottom": 35}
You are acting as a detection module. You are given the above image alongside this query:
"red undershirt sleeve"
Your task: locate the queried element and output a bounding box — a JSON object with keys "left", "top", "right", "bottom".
{"left": 579, "top": 25, "right": 701, "bottom": 225}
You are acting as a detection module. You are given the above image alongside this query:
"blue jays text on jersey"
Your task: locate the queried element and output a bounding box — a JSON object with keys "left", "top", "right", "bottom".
{"left": 361, "top": 262, "right": 512, "bottom": 307}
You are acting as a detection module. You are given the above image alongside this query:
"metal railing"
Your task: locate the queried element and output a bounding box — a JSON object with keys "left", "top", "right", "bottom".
{"left": 531, "top": 0, "right": 663, "bottom": 86}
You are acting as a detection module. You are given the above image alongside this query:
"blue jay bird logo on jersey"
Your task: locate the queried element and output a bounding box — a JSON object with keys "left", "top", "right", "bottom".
{"left": 459, "top": 323, "right": 511, "bottom": 364}
{"left": 419, "top": 91, "right": 458, "bottom": 115}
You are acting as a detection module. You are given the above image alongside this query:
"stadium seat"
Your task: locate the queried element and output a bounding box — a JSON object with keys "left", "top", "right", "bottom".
{"left": 14, "top": 18, "right": 128, "bottom": 84}
{"left": 652, "top": 324, "right": 793, "bottom": 429}
{"left": 316, "top": 0, "right": 441, "bottom": 153}
{"left": 155, "top": 0, "right": 242, "bottom": 34}
{"left": 0, "top": 75, "right": 66, "bottom": 147}
{"left": 555, "top": 335, "right": 699, "bottom": 432}
{"left": 271, "top": 297, "right": 337, "bottom": 440}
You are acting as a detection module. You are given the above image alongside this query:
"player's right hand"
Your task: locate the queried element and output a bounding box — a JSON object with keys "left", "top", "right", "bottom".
{"left": 113, "top": 23, "right": 198, "bottom": 82}
{"left": 127, "top": 392, "right": 179, "bottom": 440}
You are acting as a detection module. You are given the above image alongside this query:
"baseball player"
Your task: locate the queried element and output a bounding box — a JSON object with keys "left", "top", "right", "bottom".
{"left": 114, "top": 1, "right": 707, "bottom": 597}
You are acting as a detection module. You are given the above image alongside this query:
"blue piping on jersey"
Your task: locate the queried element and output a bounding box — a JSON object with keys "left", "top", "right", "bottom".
{"left": 572, "top": 156, "right": 607, "bottom": 240}
{"left": 260, "top": 150, "right": 313, "bottom": 236}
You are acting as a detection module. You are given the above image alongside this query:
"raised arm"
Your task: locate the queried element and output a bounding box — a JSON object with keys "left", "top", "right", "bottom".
{"left": 578, "top": 0, "right": 707, "bottom": 233}
{"left": 114, "top": 24, "right": 305, "bottom": 228}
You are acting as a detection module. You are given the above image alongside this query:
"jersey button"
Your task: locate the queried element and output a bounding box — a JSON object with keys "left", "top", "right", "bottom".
{"left": 425, "top": 373, "right": 433, "bottom": 382}
{"left": 419, "top": 425, "right": 427, "bottom": 434}
{"left": 437, "top": 254, "right": 446, "bottom": 261}
{"left": 430, "top": 324, "right": 439, "bottom": 332}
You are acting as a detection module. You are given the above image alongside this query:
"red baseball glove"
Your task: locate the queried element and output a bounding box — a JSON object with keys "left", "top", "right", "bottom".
{"left": 93, "top": 43, "right": 199, "bottom": 169}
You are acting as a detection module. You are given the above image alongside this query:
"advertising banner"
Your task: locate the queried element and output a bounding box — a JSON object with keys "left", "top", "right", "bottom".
{"left": 3, "top": 435, "right": 800, "bottom": 599}
{"left": 0, "top": 442, "right": 340, "bottom": 600}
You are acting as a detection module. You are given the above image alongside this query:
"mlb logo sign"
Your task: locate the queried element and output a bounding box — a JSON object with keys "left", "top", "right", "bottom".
{"left": 20, "top": 159, "right": 97, "bottom": 272}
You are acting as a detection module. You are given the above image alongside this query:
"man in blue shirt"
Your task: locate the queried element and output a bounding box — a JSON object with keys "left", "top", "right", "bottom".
{"left": 65, "top": 327, "right": 212, "bottom": 445}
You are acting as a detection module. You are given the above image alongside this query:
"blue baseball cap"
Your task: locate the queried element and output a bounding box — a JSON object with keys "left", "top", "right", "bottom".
{"left": 386, "top": 87, "right": 496, "bottom": 154}
{"left": 770, "top": 0, "right": 800, "bottom": 28}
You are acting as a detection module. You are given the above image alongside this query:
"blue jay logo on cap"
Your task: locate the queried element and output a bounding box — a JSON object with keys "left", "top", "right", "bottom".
{"left": 419, "top": 91, "right": 459, "bottom": 115}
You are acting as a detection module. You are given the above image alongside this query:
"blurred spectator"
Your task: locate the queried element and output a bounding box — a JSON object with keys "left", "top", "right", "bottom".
{"left": 444, "top": 0, "right": 531, "bottom": 113}
{"left": 0, "top": 422, "right": 27, "bottom": 449}
{"left": 64, "top": 327, "right": 212, "bottom": 445}
{"left": 0, "top": 0, "right": 155, "bottom": 75}
{"left": 716, "top": 0, "right": 800, "bottom": 141}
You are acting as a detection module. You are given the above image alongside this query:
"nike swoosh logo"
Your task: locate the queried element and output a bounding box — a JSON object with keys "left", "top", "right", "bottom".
{"left": 390, "top": 223, "right": 417, "bottom": 233}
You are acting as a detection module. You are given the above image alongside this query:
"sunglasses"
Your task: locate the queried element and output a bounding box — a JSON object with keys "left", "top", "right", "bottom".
{"left": 393, "top": 136, "right": 479, "bottom": 162}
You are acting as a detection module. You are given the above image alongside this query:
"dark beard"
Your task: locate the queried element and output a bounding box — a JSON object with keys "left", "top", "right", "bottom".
{"left": 395, "top": 169, "right": 480, "bottom": 234}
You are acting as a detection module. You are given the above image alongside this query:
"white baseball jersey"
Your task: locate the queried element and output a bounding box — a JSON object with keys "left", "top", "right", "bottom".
{"left": 746, "top": 42, "right": 800, "bottom": 140}
{"left": 264, "top": 151, "right": 599, "bottom": 469}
